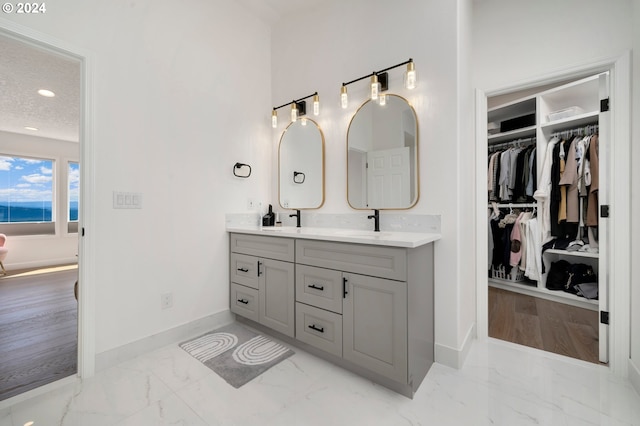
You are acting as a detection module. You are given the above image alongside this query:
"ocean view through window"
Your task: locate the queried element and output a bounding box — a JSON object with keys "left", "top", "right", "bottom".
{"left": 0, "top": 155, "right": 54, "bottom": 223}
{"left": 68, "top": 162, "right": 79, "bottom": 222}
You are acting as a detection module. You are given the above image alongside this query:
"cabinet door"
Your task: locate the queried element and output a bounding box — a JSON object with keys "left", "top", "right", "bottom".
{"left": 343, "top": 273, "right": 407, "bottom": 383}
{"left": 259, "top": 258, "right": 295, "bottom": 337}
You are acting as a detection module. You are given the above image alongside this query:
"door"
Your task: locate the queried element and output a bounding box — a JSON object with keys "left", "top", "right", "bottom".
{"left": 367, "top": 147, "right": 410, "bottom": 208}
{"left": 342, "top": 272, "right": 407, "bottom": 383}
{"left": 259, "top": 258, "right": 295, "bottom": 337}
{"left": 598, "top": 72, "right": 610, "bottom": 363}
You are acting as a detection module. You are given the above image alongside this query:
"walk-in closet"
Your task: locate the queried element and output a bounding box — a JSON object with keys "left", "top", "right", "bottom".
{"left": 486, "top": 73, "right": 609, "bottom": 364}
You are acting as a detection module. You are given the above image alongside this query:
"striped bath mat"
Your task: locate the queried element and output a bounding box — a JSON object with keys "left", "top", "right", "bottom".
{"left": 179, "top": 323, "right": 294, "bottom": 388}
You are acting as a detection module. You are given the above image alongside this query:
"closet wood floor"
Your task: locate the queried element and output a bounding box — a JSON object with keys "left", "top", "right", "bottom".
{"left": 0, "top": 267, "right": 78, "bottom": 401}
{"left": 488, "top": 286, "right": 600, "bottom": 364}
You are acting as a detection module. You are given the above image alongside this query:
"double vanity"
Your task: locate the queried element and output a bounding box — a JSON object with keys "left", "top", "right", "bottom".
{"left": 232, "top": 83, "right": 439, "bottom": 396}
{"left": 227, "top": 226, "right": 440, "bottom": 398}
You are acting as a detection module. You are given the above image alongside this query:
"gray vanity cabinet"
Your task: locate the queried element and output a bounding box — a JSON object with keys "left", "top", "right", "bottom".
{"left": 229, "top": 234, "right": 295, "bottom": 338}
{"left": 342, "top": 272, "right": 407, "bottom": 383}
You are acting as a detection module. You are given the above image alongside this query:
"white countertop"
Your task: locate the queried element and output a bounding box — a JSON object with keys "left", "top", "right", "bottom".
{"left": 226, "top": 225, "right": 441, "bottom": 248}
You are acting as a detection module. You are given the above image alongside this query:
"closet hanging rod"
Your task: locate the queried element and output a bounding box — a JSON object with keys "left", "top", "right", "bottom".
{"left": 488, "top": 137, "right": 536, "bottom": 151}
{"left": 551, "top": 124, "right": 599, "bottom": 139}
{"left": 488, "top": 203, "right": 537, "bottom": 208}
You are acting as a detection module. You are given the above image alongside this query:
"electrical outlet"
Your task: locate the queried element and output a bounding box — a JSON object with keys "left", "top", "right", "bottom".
{"left": 161, "top": 293, "right": 173, "bottom": 310}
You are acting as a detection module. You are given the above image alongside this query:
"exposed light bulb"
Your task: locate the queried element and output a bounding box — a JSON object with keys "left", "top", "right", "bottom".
{"left": 301, "top": 117, "right": 307, "bottom": 126}
{"left": 271, "top": 110, "right": 277, "bottom": 128}
{"left": 379, "top": 93, "right": 387, "bottom": 106}
{"left": 370, "top": 74, "right": 380, "bottom": 100}
{"left": 291, "top": 103, "right": 298, "bottom": 122}
{"left": 313, "top": 94, "right": 320, "bottom": 116}
{"left": 340, "top": 85, "right": 348, "bottom": 109}
{"left": 405, "top": 61, "right": 417, "bottom": 90}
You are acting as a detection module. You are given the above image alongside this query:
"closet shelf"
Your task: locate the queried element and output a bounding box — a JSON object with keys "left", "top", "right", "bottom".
{"left": 489, "top": 279, "right": 599, "bottom": 311}
{"left": 540, "top": 111, "right": 599, "bottom": 133}
{"left": 488, "top": 125, "right": 536, "bottom": 144}
{"left": 544, "top": 248, "right": 599, "bottom": 259}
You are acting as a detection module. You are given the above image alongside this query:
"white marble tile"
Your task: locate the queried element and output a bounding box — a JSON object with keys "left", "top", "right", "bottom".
{"left": 114, "top": 393, "right": 208, "bottom": 426}
{"left": 8, "top": 365, "right": 173, "bottom": 426}
{"left": 3, "top": 331, "right": 639, "bottom": 426}
{"left": 117, "top": 343, "right": 214, "bottom": 393}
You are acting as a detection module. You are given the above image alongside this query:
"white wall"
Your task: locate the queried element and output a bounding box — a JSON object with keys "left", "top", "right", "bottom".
{"left": 631, "top": 0, "right": 640, "bottom": 392}
{"left": 271, "top": 0, "right": 475, "bottom": 366}
{"left": 473, "top": 0, "right": 635, "bottom": 376}
{"left": 0, "top": 131, "right": 79, "bottom": 268}
{"left": 1, "top": 0, "right": 272, "bottom": 354}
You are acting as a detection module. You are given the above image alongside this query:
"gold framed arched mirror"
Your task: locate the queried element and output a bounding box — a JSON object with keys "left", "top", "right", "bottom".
{"left": 347, "top": 94, "right": 419, "bottom": 209}
{"left": 278, "top": 118, "right": 325, "bottom": 209}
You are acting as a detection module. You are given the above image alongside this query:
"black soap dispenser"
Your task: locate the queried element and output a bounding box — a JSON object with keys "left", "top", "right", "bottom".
{"left": 262, "top": 204, "right": 275, "bottom": 227}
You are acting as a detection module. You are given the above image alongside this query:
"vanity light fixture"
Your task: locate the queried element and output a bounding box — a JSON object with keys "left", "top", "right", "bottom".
{"left": 340, "top": 85, "right": 348, "bottom": 109}
{"left": 340, "top": 58, "right": 415, "bottom": 106}
{"left": 405, "top": 60, "right": 417, "bottom": 89}
{"left": 271, "top": 92, "right": 318, "bottom": 127}
{"left": 379, "top": 93, "right": 387, "bottom": 106}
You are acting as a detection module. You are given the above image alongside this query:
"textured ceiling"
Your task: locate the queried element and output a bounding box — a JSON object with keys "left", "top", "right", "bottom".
{"left": 0, "top": 34, "right": 80, "bottom": 142}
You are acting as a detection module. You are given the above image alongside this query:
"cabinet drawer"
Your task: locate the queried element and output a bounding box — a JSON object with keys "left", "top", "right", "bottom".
{"left": 230, "top": 283, "right": 259, "bottom": 322}
{"left": 296, "top": 265, "right": 343, "bottom": 314}
{"left": 296, "top": 302, "right": 342, "bottom": 358}
{"left": 296, "top": 239, "right": 407, "bottom": 281}
{"left": 230, "top": 233, "right": 295, "bottom": 262}
{"left": 230, "top": 253, "right": 259, "bottom": 289}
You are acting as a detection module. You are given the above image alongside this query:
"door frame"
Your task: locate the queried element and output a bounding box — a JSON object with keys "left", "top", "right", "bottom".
{"left": 474, "top": 53, "right": 631, "bottom": 377}
{"left": 0, "top": 18, "right": 97, "bottom": 397}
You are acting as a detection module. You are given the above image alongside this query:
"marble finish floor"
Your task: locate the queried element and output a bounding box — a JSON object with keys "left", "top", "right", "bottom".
{"left": 1, "top": 330, "right": 639, "bottom": 425}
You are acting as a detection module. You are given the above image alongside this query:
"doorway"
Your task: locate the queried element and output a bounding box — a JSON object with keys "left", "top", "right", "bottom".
{"left": 475, "top": 55, "right": 632, "bottom": 376}
{"left": 0, "top": 21, "right": 95, "bottom": 404}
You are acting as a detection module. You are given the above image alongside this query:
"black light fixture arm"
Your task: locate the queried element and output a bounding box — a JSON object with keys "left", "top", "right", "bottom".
{"left": 273, "top": 91, "right": 318, "bottom": 112}
{"left": 342, "top": 58, "right": 413, "bottom": 88}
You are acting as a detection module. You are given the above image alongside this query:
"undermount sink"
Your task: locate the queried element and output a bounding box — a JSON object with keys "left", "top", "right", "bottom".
{"left": 335, "top": 230, "right": 391, "bottom": 238}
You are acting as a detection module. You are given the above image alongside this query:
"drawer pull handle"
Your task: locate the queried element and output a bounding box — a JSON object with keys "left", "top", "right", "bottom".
{"left": 308, "top": 284, "right": 324, "bottom": 291}
{"left": 237, "top": 299, "right": 249, "bottom": 305}
{"left": 257, "top": 261, "right": 263, "bottom": 277}
{"left": 308, "top": 324, "right": 324, "bottom": 333}
{"left": 343, "top": 277, "right": 348, "bottom": 298}
{"left": 237, "top": 267, "right": 249, "bottom": 273}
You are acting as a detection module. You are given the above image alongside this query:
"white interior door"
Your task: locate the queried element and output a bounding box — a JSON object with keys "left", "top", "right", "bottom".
{"left": 598, "top": 71, "right": 610, "bottom": 364}
{"left": 366, "top": 147, "right": 410, "bottom": 208}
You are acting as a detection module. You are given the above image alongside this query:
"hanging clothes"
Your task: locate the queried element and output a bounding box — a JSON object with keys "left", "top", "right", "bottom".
{"left": 585, "top": 134, "right": 599, "bottom": 226}
{"left": 534, "top": 136, "right": 559, "bottom": 244}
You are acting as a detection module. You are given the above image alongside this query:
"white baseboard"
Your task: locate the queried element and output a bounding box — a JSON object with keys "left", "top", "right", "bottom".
{"left": 95, "top": 310, "right": 234, "bottom": 372}
{"left": 629, "top": 358, "right": 640, "bottom": 397}
{"left": 435, "top": 322, "right": 476, "bottom": 369}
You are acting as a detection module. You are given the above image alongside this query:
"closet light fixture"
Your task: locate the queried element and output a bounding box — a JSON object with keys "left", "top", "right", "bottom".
{"left": 340, "top": 58, "right": 415, "bottom": 106}
{"left": 37, "top": 89, "right": 55, "bottom": 98}
{"left": 271, "top": 92, "right": 318, "bottom": 128}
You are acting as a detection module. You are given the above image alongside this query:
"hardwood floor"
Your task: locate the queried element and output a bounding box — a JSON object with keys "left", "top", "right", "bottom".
{"left": 488, "top": 286, "right": 600, "bottom": 364}
{"left": 0, "top": 267, "right": 78, "bottom": 401}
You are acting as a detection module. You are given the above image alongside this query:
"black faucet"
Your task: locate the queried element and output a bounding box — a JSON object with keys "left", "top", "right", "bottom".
{"left": 289, "top": 209, "right": 301, "bottom": 228}
{"left": 367, "top": 209, "right": 380, "bottom": 232}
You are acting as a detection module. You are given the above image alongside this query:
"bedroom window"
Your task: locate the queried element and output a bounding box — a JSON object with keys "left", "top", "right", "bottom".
{"left": 0, "top": 155, "right": 54, "bottom": 224}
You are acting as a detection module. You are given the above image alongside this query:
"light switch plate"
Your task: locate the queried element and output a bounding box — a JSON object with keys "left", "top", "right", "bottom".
{"left": 113, "top": 191, "right": 142, "bottom": 209}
